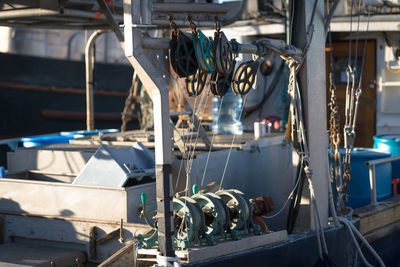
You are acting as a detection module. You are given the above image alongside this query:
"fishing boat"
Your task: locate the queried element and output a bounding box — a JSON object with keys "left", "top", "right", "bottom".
{"left": 0, "top": 1, "right": 400, "bottom": 266}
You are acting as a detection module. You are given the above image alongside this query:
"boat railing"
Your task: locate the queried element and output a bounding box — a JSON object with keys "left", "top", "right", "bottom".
{"left": 366, "top": 154, "right": 400, "bottom": 206}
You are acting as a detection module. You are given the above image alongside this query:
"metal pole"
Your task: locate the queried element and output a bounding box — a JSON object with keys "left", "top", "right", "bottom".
{"left": 291, "top": 0, "right": 328, "bottom": 230}
{"left": 123, "top": 0, "right": 175, "bottom": 260}
{"left": 85, "top": 29, "right": 107, "bottom": 131}
{"left": 369, "top": 164, "right": 377, "bottom": 206}
{"left": 152, "top": 3, "right": 228, "bottom": 14}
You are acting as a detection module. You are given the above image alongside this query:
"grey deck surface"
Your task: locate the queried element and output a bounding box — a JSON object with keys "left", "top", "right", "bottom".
{"left": 0, "top": 242, "right": 86, "bottom": 267}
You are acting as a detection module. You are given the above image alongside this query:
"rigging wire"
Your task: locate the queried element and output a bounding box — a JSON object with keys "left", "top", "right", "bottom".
{"left": 263, "top": 158, "right": 302, "bottom": 219}
{"left": 200, "top": 97, "right": 224, "bottom": 187}
{"left": 219, "top": 94, "right": 248, "bottom": 190}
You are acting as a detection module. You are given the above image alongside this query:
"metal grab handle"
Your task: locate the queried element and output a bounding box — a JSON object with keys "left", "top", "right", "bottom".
{"left": 366, "top": 155, "right": 400, "bottom": 206}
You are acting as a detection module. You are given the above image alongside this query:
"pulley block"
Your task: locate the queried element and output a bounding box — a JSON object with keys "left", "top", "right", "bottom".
{"left": 214, "top": 31, "right": 234, "bottom": 75}
{"left": 192, "top": 192, "right": 231, "bottom": 237}
{"left": 193, "top": 30, "right": 216, "bottom": 73}
{"left": 232, "top": 60, "right": 260, "bottom": 96}
{"left": 210, "top": 60, "right": 236, "bottom": 97}
{"left": 185, "top": 69, "right": 208, "bottom": 97}
{"left": 170, "top": 31, "right": 198, "bottom": 78}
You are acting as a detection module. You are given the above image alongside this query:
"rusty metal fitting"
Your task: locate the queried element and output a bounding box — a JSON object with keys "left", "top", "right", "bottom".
{"left": 253, "top": 196, "right": 274, "bottom": 216}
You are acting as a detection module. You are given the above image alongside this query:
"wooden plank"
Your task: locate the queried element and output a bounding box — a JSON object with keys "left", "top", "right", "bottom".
{"left": 354, "top": 195, "right": 400, "bottom": 234}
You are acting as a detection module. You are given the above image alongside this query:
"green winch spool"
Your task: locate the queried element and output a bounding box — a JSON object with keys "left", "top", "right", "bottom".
{"left": 192, "top": 192, "right": 231, "bottom": 239}
{"left": 193, "top": 30, "right": 215, "bottom": 73}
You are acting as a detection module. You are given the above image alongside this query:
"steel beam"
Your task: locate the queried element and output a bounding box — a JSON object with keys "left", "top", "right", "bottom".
{"left": 123, "top": 0, "right": 175, "bottom": 259}
{"left": 152, "top": 3, "right": 228, "bottom": 14}
{"left": 291, "top": 0, "right": 328, "bottom": 230}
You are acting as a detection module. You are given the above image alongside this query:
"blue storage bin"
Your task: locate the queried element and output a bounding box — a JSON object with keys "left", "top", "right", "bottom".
{"left": 373, "top": 134, "right": 400, "bottom": 178}
{"left": 344, "top": 148, "right": 392, "bottom": 208}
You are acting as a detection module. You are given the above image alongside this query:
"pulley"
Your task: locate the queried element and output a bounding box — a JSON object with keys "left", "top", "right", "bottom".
{"left": 209, "top": 60, "right": 236, "bottom": 97}
{"left": 231, "top": 60, "right": 260, "bottom": 96}
{"left": 214, "top": 30, "right": 234, "bottom": 75}
{"left": 193, "top": 29, "right": 216, "bottom": 73}
{"left": 185, "top": 69, "right": 208, "bottom": 97}
{"left": 173, "top": 196, "right": 208, "bottom": 250}
{"left": 170, "top": 31, "right": 198, "bottom": 78}
{"left": 192, "top": 192, "right": 231, "bottom": 237}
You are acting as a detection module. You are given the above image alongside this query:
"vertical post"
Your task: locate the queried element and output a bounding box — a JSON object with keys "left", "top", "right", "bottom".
{"left": 85, "top": 30, "right": 106, "bottom": 131}
{"left": 123, "top": 0, "right": 175, "bottom": 258}
{"left": 291, "top": 0, "right": 328, "bottom": 230}
{"left": 369, "top": 164, "right": 377, "bottom": 206}
{"left": 154, "top": 88, "right": 175, "bottom": 257}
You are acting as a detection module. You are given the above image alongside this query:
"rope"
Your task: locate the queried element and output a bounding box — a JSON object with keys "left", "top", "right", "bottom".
{"left": 200, "top": 97, "right": 224, "bottom": 187}
{"left": 338, "top": 217, "right": 385, "bottom": 267}
{"left": 340, "top": 219, "right": 374, "bottom": 267}
{"left": 156, "top": 253, "right": 182, "bottom": 267}
{"left": 219, "top": 94, "right": 248, "bottom": 190}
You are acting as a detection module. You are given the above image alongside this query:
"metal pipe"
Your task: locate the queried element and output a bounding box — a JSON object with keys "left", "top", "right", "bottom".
{"left": 152, "top": 3, "right": 228, "bottom": 14}
{"left": 62, "top": 8, "right": 123, "bottom": 22}
{"left": 142, "top": 37, "right": 260, "bottom": 55}
{"left": 85, "top": 29, "right": 107, "bottom": 131}
{"left": 239, "top": 43, "right": 259, "bottom": 54}
{"left": 0, "top": 8, "right": 60, "bottom": 20}
{"left": 96, "top": 0, "right": 124, "bottom": 42}
{"left": 151, "top": 19, "right": 215, "bottom": 28}
{"left": 365, "top": 155, "right": 400, "bottom": 206}
{"left": 366, "top": 154, "right": 400, "bottom": 166}
{"left": 141, "top": 0, "right": 151, "bottom": 25}
{"left": 368, "top": 164, "right": 377, "bottom": 206}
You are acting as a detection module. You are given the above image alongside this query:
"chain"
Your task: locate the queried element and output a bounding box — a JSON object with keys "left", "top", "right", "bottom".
{"left": 340, "top": 5, "right": 371, "bottom": 210}
{"left": 187, "top": 16, "right": 197, "bottom": 36}
{"left": 168, "top": 16, "right": 179, "bottom": 37}
{"left": 214, "top": 17, "right": 220, "bottom": 35}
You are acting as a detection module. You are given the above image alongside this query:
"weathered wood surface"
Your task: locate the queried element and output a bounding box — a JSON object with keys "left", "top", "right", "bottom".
{"left": 354, "top": 195, "right": 400, "bottom": 234}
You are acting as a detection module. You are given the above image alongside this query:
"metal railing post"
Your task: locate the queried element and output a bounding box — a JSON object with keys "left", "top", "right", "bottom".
{"left": 368, "top": 164, "right": 377, "bottom": 206}
{"left": 85, "top": 29, "right": 107, "bottom": 131}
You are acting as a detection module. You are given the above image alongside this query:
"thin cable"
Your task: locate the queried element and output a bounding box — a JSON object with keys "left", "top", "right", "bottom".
{"left": 357, "top": 7, "right": 371, "bottom": 88}
{"left": 353, "top": 0, "right": 362, "bottom": 73}
{"left": 219, "top": 94, "right": 248, "bottom": 190}
{"left": 185, "top": 89, "right": 211, "bottom": 178}
{"left": 200, "top": 96, "right": 224, "bottom": 187}
{"left": 347, "top": 0, "right": 354, "bottom": 67}
{"left": 262, "top": 165, "right": 302, "bottom": 219}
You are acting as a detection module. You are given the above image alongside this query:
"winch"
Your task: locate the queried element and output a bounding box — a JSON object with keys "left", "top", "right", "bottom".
{"left": 138, "top": 188, "right": 273, "bottom": 250}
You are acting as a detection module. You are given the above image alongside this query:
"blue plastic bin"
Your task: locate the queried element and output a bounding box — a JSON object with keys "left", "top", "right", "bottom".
{"left": 344, "top": 148, "right": 392, "bottom": 208}
{"left": 373, "top": 134, "right": 400, "bottom": 178}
